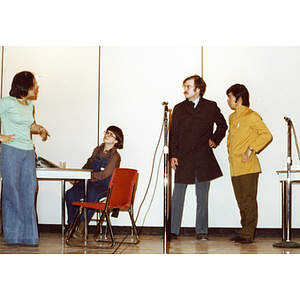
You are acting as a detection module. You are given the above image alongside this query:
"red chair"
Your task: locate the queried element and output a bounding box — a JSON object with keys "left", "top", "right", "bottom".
{"left": 66, "top": 168, "right": 140, "bottom": 248}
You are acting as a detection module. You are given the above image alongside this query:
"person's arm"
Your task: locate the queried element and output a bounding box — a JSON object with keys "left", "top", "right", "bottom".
{"left": 240, "top": 113, "right": 272, "bottom": 163}
{"left": 210, "top": 104, "right": 228, "bottom": 147}
{"left": 31, "top": 122, "right": 50, "bottom": 141}
{"left": 248, "top": 113, "right": 272, "bottom": 153}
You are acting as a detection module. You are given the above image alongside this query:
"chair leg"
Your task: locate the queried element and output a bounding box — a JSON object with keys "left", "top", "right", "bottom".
{"left": 128, "top": 208, "right": 140, "bottom": 245}
{"left": 105, "top": 212, "right": 115, "bottom": 248}
{"left": 93, "top": 210, "right": 115, "bottom": 248}
{"left": 93, "top": 210, "right": 106, "bottom": 239}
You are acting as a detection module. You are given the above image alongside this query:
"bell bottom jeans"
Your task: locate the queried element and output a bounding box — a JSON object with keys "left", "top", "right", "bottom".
{"left": 171, "top": 176, "right": 210, "bottom": 235}
{"left": 0, "top": 144, "right": 38, "bottom": 245}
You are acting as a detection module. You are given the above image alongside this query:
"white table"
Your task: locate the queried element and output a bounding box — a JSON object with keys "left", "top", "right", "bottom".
{"left": 277, "top": 169, "right": 300, "bottom": 181}
{"left": 36, "top": 168, "right": 92, "bottom": 239}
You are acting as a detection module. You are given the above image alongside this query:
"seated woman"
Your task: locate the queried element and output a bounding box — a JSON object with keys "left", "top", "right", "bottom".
{"left": 66, "top": 125, "right": 124, "bottom": 238}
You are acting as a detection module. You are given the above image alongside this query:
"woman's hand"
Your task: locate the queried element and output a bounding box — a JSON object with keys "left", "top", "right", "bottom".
{"left": 38, "top": 126, "right": 50, "bottom": 141}
{"left": 31, "top": 123, "right": 50, "bottom": 141}
{"left": 0, "top": 134, "right": 15, "bottom": 144}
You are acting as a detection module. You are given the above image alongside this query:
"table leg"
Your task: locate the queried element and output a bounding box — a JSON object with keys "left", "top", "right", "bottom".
{"left": 84, "top": 179, "right": 88, "bottom": 243}
{"left": 62, "top": 180, "right": 66, "bottom": 238}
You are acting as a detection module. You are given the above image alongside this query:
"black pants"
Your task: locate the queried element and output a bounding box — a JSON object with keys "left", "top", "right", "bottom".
{"left": 231, "top": 173, "right": 259, "bottom": 242}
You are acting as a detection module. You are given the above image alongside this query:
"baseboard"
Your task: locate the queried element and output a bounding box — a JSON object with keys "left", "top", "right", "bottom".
{"left": 37, "top": 224, "right": 298, "bottom": 238}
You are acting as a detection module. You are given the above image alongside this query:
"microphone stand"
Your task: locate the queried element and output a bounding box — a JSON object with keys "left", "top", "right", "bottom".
{"left": 274, "top": 117, "right": 300, "bottom": 248}
{"left": 162, "top": 102, "right": 169, "bottom": 254}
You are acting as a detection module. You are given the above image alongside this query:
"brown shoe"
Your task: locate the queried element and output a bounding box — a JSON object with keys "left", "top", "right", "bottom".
{"left": 73, "top": 221, "right": 85, "bottom": 239}
{"left": 229, "top": 235, "right": 240, "bottom": 242}
{"left": 236, "top": 237, "right": 252, "bottom": 244}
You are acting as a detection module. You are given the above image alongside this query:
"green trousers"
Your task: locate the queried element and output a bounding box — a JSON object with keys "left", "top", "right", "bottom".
{"left": 231, "top": 173, "right": 259, "bottom": 242}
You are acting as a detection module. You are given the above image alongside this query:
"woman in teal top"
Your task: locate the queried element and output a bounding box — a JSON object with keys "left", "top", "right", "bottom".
{"left": 0, "top": 71, "right": 49, "bottom": 247}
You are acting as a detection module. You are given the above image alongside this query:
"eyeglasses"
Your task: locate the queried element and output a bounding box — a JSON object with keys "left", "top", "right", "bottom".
{"left": 103, "top": 130, "right": 116, "bottom": 139}
{"left": 183, "top": 85, "right": 195, "bottom": 90}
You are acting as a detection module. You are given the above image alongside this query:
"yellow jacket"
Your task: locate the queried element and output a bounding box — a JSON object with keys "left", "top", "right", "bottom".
{"left": 227, "top": 105, "right": 272, "bottom": 177}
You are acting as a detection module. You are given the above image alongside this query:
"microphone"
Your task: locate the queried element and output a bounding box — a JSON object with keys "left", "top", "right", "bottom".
{"left": 161, "top": 101, "right": 168, "bottom": 106}
{"left": 284, "top": 116, "right": 292, "bottom": 123}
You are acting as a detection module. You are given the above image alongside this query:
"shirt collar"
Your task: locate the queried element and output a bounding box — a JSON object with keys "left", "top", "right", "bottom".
{"left": 234, "top": 105, "right": 248, "bottom": 116}
{"left": 189, "top": 97, "right": 200, "bottom": 107}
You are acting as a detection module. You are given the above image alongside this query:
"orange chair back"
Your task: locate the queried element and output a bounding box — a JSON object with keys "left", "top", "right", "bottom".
{"left": 106, "top": 168, "right": 138, "bottom": 210}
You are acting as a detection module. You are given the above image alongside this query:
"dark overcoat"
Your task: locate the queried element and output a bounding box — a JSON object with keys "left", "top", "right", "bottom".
{"left": 169, "top": 97, "right": 228, "bottom": 184}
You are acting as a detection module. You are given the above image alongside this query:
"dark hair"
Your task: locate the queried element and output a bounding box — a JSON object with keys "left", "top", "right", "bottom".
{"left": 226, "top": 84, "right": 250, "bottom": 107}
{"left": 183, "top": 75, "right": 207, "bottom": 97}
{"left": 9, "top": 71, "right": 35, "bottom": 99}
{"left": 107, "top": 125, "right": 124, "bottom": 149}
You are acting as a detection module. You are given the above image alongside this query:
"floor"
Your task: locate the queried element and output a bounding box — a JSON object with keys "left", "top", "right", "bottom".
{"left": 1, "top": 232, "right": 300, "bottom": 254}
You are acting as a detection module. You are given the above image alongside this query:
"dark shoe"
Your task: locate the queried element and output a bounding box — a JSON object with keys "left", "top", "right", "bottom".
{"left": 229, "top": 236, "right": 240, "bottom": 242}
{"left": 164, "top": 233, "right": 177, "bottom": 241}
{"left": 197, "top": 234, "right": 209, "bottom": 241}
{"left": 236, "top": 237, "right": 252, "bottom": 244}
{"left": 170, "top": 233, "right": 178, "bottom": 240}
{"left": 6, "top": 243, "right": 21, "bottom": 247}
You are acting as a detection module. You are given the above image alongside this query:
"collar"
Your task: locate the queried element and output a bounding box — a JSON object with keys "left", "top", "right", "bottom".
{"left": 234, "top": 105, "right": 248, "bottom": 117}
{"left": 189, "top": 97, "right": 200, "bottom": 108}
{"left": 100, "top": 143, "right": 117, "bottom": 154}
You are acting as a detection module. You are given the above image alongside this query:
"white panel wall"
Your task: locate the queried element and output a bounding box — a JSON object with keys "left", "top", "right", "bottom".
{"left": 2, "top": 46, "right": 99, "bottom": 224}
{"left": 2, "top": 46, "right": 300, "bottom": 229}
{"left": 203, "top": 46, "right": 300, "bottom": 228}
{"left": 101, "top": 46, "right": 300, "bottom": 230}
{"left": 100, "top": 46, "right": 202, "bottom": 227}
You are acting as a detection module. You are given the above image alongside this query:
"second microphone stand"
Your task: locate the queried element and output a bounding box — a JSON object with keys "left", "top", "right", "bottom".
{"left": 274, "top": 118, "right": 300, "bottom": 248}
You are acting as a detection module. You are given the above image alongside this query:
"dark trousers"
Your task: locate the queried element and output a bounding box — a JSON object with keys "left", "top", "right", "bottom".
{"left": 231, "top": 173, "right": 259, "bottom": 242}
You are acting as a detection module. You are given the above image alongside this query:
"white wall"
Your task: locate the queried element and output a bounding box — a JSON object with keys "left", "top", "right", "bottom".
{"left": 203, "top": 46, "right": 300, "bottom": 228}
{"left": 2, "top": 46, "right": 99, "bottom": 224}
{"left": 1, "top": 46, "right": 300, "bottom": 229}
{"left": 100, "top": 46, "right": 202, "bottom": 227}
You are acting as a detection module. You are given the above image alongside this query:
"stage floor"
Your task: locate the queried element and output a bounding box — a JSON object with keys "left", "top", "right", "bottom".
{"left": 1, "top": 232, "right": 300, "bottom": 254}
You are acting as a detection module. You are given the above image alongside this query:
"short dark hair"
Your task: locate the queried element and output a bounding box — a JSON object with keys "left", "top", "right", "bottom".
{"left": 183, "top": 75, "right": 207, "bottom": 97}
{"left": 107, "top": 125, "right": 124, "bottom": 149}
{"left": 226, "top": 84, "right": 250, "bottom": 107}
{"left": 9, "top": 71, "right": 35, "bottom": 99}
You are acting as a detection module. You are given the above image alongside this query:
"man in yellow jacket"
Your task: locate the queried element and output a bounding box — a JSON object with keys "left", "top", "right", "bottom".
{"left": 226, "top": 84, "right": 272, "bottom": 244}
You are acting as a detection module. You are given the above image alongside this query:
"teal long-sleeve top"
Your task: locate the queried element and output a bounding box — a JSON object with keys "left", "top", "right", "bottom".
{"left": 0, "top": 96, "right": 34, "bottom": 150}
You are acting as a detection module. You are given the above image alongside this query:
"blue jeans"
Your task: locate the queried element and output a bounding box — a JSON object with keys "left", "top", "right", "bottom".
{"left": 66, "top": 180, "right": 108, "bottom": 224}
{"left": 0, "top": 144, "right": 38, "bottom": 245}
{"left": 171, "top": 176, "right": 210, "bottom": 235}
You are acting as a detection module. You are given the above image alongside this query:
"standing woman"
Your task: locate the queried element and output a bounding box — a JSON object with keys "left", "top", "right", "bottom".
{"left": 0, "top": 71, "right": 49, "bottom": 247}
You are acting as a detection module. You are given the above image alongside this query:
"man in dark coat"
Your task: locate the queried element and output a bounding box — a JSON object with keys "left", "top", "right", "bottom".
{"left": 169, "top": 75, "right": 228, "bottom": 240}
